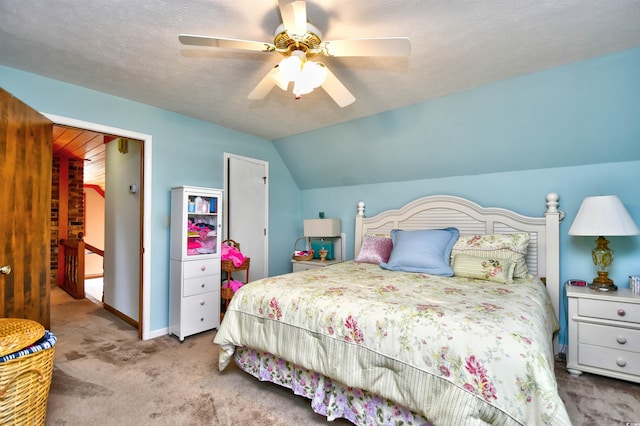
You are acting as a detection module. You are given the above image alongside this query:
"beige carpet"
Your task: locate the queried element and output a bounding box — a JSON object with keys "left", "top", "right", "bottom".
{"left": 45, "top": 286, "right": 640, "bottom": 425}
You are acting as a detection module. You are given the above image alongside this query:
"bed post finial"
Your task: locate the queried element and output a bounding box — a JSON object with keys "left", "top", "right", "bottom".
{"left": 357, "top": 201, "right": 365, "bottom": 217}
{"left": 546, "top": 193, "right": 559, "bottom": 213}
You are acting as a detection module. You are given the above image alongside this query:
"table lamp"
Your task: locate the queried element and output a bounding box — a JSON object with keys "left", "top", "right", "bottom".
{"left": 568, "top": 195, "right": 639, "bottom": 291}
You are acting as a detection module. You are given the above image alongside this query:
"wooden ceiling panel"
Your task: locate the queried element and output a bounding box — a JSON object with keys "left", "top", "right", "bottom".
{"left": 84, "top": 142, "right": 105, "bottom": 161}
{"left": 67, "top": 132, "right": 104, "bottom": 159}
{"left": 53, "top": 125, "right": 107, "bottom": 192}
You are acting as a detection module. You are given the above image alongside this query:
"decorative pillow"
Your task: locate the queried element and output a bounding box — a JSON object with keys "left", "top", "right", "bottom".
{"left": 451, "top": 233, "right": 530, "bottom": 278}
{"left": 355, "top": 234, "right": 393, "bottom": 264}
{"left": 452, "top": 254, "right": 516, "bottom": 284}
{"left": 380, "top": 228, "right": 459, "bottom": 276}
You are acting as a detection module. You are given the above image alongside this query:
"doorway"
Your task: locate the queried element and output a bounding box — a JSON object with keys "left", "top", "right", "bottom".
{"left": 46, "top": 113, "right": 153, "bottom": 340}
{"left": 224, "top": 153, "right": 269, "bottom": 282}
{"left": 55, "top": 129, "right": 141, "bottom": 326}
{"left": 85, "top": 277, "right": 104, "bottom": 303}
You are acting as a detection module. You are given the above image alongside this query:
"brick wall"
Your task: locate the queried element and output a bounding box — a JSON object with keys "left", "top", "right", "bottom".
{"left": 67, "top": 159, "right": 85, "bottom": 238}
{"left": 50, "top": 157, "right": 84, "bottom": 285}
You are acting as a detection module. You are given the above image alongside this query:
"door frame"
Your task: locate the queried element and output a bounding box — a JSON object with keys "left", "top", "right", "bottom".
{"left": 223, "top": 153, "right": 269, "bottom": 280}
{"left": 43, "top": 113, "right": 153, "bottom": 340}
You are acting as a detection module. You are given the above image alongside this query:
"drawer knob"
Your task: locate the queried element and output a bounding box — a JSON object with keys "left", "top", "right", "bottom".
{"left": 616, "top": 358, "right": 627, "bottom": 368}
{"left": 200, "top": 317, "right": 204, "bottom": 322}
{"left": 201, "top": 265, "right": 206, "bottom": 271}
{"left": 617, "top": 309, "right": 626, "bottom": 317}
{"left": 200, "top": 300, "right": 205, "bottom": 306}
{"left": 616, "top": 336, "right": 627, "bottom": 345}
{"left": 201, "top": 283, "right": 205, "bottom": 288}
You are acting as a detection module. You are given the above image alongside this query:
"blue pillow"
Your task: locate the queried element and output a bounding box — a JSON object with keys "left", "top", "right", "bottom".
{"left": 380, "top": 228, "right": 459, "bottom": 276}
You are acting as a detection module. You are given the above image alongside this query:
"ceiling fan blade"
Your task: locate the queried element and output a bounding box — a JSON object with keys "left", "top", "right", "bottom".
{"left": 179, "top": 34, "right": 275, "bottom": 53}
{"left": 320, "top": 66, "right": 355, "bottom": 108}
{"left": 269, "top": 66, "right": 289, "bottom": 91}
{"left": 278, "top": 0, "right": 307, "bottom": 36}
{"left": 247, "top": 67, "right": 282, "bottom": 100}
{"left": 321, "top": 37, "right": 411, "bottom": 57}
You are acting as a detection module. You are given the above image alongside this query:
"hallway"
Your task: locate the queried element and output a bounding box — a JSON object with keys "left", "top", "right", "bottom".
{"left": 84, "top": 277, "right": 103, "bottom": 304}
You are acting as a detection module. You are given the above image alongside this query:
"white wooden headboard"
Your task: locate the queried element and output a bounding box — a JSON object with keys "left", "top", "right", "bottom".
{"left": 354, "top": 193, "right": 564, "bottom": 329}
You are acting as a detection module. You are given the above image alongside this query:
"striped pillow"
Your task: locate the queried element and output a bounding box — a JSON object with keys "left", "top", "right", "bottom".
{"left": 452, "top": 254, "right": 516, "bottom": 284}
{"left": 451, "top": 233, "right": 530, "bottom": 278}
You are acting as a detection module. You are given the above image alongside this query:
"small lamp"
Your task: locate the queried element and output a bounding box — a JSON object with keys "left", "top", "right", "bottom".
{"left": 568, "top": 195, "right": 639, "bottom": 291}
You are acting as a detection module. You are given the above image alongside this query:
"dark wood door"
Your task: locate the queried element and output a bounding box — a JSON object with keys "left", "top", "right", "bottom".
{"left": 0, "top": 88, "right": 53, "bottom": 329}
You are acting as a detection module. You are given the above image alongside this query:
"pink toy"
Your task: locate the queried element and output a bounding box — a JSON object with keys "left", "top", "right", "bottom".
{"left": 222, "top": 279, "right": 245, "bottom": 293}
{"left": 221, "top": 244, "right": 246, "bottom": 267}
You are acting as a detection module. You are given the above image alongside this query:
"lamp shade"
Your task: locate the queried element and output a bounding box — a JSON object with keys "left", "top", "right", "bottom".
{"left": 568, "top": 195, "right": 639, "bottom": 236}
{"left": 304, "top": 218, "right": 341, "bottom": 237}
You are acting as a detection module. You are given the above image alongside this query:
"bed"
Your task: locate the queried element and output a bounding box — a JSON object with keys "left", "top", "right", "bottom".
{"left": 214, "top": 193, "right": 570, "bottom": 425}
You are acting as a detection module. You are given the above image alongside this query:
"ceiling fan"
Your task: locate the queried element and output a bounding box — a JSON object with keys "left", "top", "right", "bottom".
{"left": 179, "top": 0, "right": 411, "bottom": 107}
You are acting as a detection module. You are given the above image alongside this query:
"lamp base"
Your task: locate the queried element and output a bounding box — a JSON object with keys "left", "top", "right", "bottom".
{"left": 589, "top": 268, "right": 616, "bottom": 291}
{"left": 588, "top": 282, "right": 618, "bottom": 292}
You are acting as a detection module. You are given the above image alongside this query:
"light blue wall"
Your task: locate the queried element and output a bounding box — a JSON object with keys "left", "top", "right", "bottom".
{"left": 274, "top": 47, "right": 640, "bottom": 190}
{"left": 301, "top": 162, "right": 640, "bottom": 288}
{"left": 0, "top": 66, "right": 302, "bottom": 332}
{"left": 273, "top": 47, "right": 640, "bottom": 290}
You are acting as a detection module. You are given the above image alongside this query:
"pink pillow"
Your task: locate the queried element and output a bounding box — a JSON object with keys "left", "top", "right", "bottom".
{"left": 355, "top": 235, "right": 393, "bottom": 264}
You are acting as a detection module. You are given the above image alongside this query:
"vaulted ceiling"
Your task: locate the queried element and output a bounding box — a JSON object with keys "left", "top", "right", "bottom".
{"left": 2, "top": 1, "right": 639, "bottom": 141}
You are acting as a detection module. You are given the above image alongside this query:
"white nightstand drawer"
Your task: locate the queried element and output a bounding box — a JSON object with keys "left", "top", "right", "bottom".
{"left": 181, "top": 292, "right": 219, "bottom": 336}
{"left": 183, "top": 259, "right": 217, "bottom": 279}
{"left": 292, "top": 259, "right": 341, "bottom": 272}
{"left": 292, "top": 262, "right": 320, "bottom": 272}
{"left": 578, "top": 344, "right": 640, "bottom": 376}
{"left": 579, "top": 322, "right": 640, "bottom": 353}
{"left": 183, "top": 273, "right": 219, "bottom": 297}
{"left": 579, "top": 298, "right": 640, "bottom": 324}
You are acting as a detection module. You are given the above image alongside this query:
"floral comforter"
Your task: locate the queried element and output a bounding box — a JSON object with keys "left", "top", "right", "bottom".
{"left": 214, "top": 261, "right": 570, "bottom": 425}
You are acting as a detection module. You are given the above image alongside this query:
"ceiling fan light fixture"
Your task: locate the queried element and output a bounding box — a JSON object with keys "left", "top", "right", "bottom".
{"left": 278, "top": 51, "right": 327, "bottom": 98}
{"left": 278, "top": 51, "right": 304, "bottom": 82}
{"left": 301, "top": 61, "right": 327, "bottom": 88}
{"left": 181, "top": 0, "right": 410, "bottom": 106}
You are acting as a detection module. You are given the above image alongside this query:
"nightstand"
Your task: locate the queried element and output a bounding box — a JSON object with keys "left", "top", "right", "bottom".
{"left": 566, "top": 284, "right": 640, "bottom": 383}
{"left": 291, "top": 258, "right": 341, "bottom": 272}
{"left": 291, "top": 232, "right": 346, "bottom": 273}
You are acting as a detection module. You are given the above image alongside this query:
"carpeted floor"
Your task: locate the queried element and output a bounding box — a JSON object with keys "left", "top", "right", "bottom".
{"left": 45, "top": 286, "right": 640, "bottom": 425}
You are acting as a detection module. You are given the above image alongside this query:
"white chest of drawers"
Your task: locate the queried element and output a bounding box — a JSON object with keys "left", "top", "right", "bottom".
{"left": 566, "top": 285, "right": 640, "bottom": 383}
{"left": 169, "top": 186, "right": 223, "bottom": 341}
{"left": 169, "top": 258, "right": 220, "bottom": 341}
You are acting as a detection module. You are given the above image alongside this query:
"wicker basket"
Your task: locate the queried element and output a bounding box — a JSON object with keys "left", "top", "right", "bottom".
{"left": 220, "top": 287, "right": 234, "bottom": 300}
{"left": 221, "top": 258, "right": 250, "bottom": 273}
{"left": 221, "top": 239, "right": 251, "bottom": 273}
{"left": 0, "top": 320, "right": 56, "bottom": 426}
{"left": 292, "top": 237, "right": 314, "bottom": 261}
{"left": 221, "top": 239, "right": 250, "bottom": 312}
{"left": 0, "top": 319, "right": 44, "bottom": 358}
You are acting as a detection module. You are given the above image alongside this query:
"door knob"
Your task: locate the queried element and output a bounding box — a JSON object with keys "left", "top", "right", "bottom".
{"left": 0, "top": 265, "right": 12, "bottom": 275}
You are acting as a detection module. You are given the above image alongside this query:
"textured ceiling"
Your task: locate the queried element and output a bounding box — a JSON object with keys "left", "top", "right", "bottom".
{"left": 1, "top": 1, "right": 639, "bottom": 140}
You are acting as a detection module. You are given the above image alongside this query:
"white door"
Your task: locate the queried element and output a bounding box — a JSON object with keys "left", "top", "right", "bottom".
{"left": 104, "top": 138, "right": 142, "bottom": 322}
{"left": 224, "top": 154, "right": 268, "bottom": 281}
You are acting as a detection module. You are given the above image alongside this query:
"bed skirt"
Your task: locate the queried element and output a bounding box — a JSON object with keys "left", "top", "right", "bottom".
{"left": 235, "top": 346, "right": 432, "bottom": 426}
